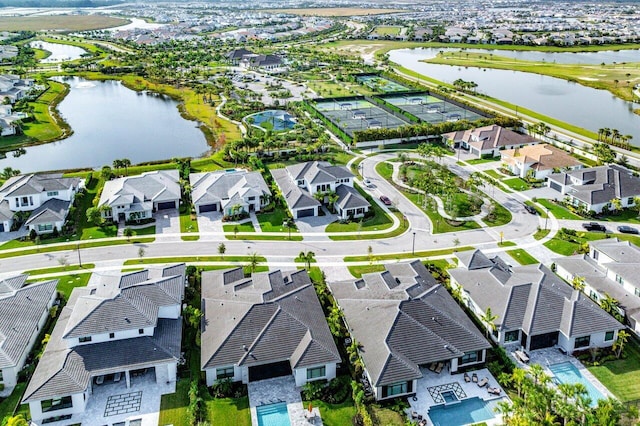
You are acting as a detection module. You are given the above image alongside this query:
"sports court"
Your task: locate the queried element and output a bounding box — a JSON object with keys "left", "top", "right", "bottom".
{"left": 381, "top": 93, "right": 486, "bottom": 124}
{"left": 314, "top": 98, "right": 409, "bottom": 136}
{"left": 355, "top": 75, "right": 410, "bottom": 93}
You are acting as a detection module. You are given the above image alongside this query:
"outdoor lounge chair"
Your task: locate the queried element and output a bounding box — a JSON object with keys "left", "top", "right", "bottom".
{"left": 435, "top": 362, "right": 444, "bottom": 374}
{"left": 488, "top": 387, "right": 501, "bottom": 395}
{"left": 464, "top": 372, "right": 471, "bottom": 382}
{"left": 428, "top": 362, "right": 437, "bottom": 372}
{"left": 472, "top": 373, "right": 478, "bottom": 383}
{"left": 477, "top": 377, "right": 489, "bottom": 388}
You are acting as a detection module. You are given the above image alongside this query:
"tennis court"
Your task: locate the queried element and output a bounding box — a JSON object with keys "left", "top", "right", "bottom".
{"left": 314, "top": 98, "right": 409, "bottom": 136}
{"left": 355, "top": 75, "right": 410, "bottom": 93}
{"left": 382, "top": 93, "right": 486, "bottom": 124}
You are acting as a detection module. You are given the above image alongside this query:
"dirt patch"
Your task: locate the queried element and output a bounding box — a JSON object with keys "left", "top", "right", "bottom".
{"left": 261, "top": 7, "right": 404, "bottom": 16}
{"left": 0, "top": 15, "right": 128, "bottom": 32}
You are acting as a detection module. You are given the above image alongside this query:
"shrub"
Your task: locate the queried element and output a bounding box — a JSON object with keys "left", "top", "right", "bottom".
{"left": 302, "top": 380, "right": 326, "bottom": 400}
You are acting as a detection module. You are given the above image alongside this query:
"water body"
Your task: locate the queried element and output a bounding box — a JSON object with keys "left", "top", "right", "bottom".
{"left": 0, "top": 76, "right": 209, "bottom": 173}
{"left": 389, "top": 48, "right": 640, "bottom": 145}
{"left": 29, "top": 41, "right": 87, "bottom": 63}
{"left": 107, "top": 17, "right": 165, "bottom": 32}
{"left": 418, "top": 47, "right": 640, "bottom": 65}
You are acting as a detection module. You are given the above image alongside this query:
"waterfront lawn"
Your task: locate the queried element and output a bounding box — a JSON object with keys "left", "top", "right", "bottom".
{"left": 257, "top": 209, "right": 298, "bottom": 233}
{"left": 507, "top": 249, "right": 538, "bottom": 265}
{"left": 502, "top": 177, "right": 531, "bottom": 191}
{"left": 538, "top": 199, "right": 583, "bottom": 220}
{"left": 588, "top": 339, "right": 640, "bottom": 402}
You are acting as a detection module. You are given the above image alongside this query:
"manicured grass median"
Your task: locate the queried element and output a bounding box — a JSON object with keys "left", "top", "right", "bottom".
{"left": 123, "top": 255, "right": 266, "bottom": 265}
{"left": 23, "top": 264, "right": 95, "bottom": 276}
{"left": 344, "top": 246, "right": 473, "bottom": 262}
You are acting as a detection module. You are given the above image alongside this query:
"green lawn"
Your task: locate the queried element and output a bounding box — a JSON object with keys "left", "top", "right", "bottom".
{"left": 204, "top": 395, "right": 250, "bottom": 426}
{"left": 257, "top": 209, "right": 298, "bottom": 233}
{"left": 123, "top": 255, "right": 266, "bottom": 265}
{"left": 307, "top": 399, "right": 357, "bottom": 426}
{"left": 374, "top": 25, "right": 402, "bottom": 36}
{"left": 506, "top": 249, "right": 539, "bottom": 265}
{"left": 344, "top": 246, "right": 473, "bottom": 262}
{"left": 502, "top": 177, "right": 531, "bottom": 192}
{"left": 497, "top": 241, "right": 517, "bottom": 247}
{"left": 179, "top": 208, "right": 200, "bottom": 241}
{"left": 376, "top": 162, "right": 393, "bottom": 180}
{"left": 588, "top": 338, "right": 640, "bottom": 402}
{"left": 525, "top": 200, "right": 548, "bottom": 217}
{"left": 466, "top": 157, "right": 500, "bottom": 165}
{"left": 23, "top": 264, "right": 95, "bottom": 275}
{"left": 484, "top": 169, "right": 504, "bottom": 180}
{"left": 484, "top": 201, "right": 513, "bottom": 227}
{"left": 370, "top": 404, "right": 405, "bottom": 425}
{"left": 0, "top": 383, "right": 26, "bottom": 421}
{"left": 28, "top": 272, "right": 92, "bottom": 301}
{"left": 538, "top": 199, "right": 583, "bottom": 220}
{"left": 223, "top": 222, "right": 255, "bottom": 233}
{"left": 158, "top": 379, "right": 190, "bottom": 426}
{"left": 347, "top": 264, "right": 386, "bottom": 278}
{"left": 596, "top": 209, "right": 640, "bottom": 224}
{"left": 543, "top": 231, "right": 607, "bottom": 255}
{"left": 533, "top": 229, "right": 551, "bottom": 240}
{"left": 328, "top": 211, "right": 408, "bottom": 240}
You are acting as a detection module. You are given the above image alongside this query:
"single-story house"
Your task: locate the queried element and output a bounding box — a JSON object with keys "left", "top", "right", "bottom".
{"left": 201, "top": 268, "right": 340, "bottom": 387}
{"left": 271, "top": 161, "right": 370, "bottom": 220}
{"left": 190, "top": 169, "right": 271, "bottom": 215}
{"left": 0, "top": 275, "right": 57, "bottom": 390}
{"left": 555, "top": 238, "right": 640, "bottom": 335}
{"left": 449, "top": 250, "right": 624, "bottom": 353}
{"left": 23, "top": 264, "right": 185, "bottom": 425}
{"left": 547, "top": 165, "right": 640, "bottom": 213}
{"left": 501, "top": 144, "right": 582, "bottom": 180}
{"left": 24, "top": 198, "right": 70, "bottom": 235}
{"left": 98, "top": 170, "right": 180, "bottom": 223}
{"left": 443, "top": 125, "right": 537, "bottom": 158}
{"left": 329, "top": 261, "right": 490, "bottom": 401}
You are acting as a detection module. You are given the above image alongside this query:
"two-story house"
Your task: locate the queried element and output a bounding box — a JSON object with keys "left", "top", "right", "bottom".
{"left": 98, "top": 170, "right": 180, "bottom": 223}
{"left": 443, "top": 125, "right": 537, "bottom": 158}
{"left": 23, "top": 264, "right": 185, "bottom": 425}
{"left": 271, "top": 161, "right": 370, "bottom": 220}
{"left": 0, "top": 173, "right": 83, "bottom": 234}
{"left": 189, "top": 169, "right": 271, "bottom": 215}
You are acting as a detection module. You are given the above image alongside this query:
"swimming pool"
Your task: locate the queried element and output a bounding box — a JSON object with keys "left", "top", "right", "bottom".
{"left": 256, "top": 402, "right": 291, "bottom": 426}
{"left": 549, "top": 362, "right": 606, "bottom": 407}
{"left": 247, "top": 110, "right": 296, "bottom": 131}
{"left": 428, "top": 396, "right": 501, "bottom": 426}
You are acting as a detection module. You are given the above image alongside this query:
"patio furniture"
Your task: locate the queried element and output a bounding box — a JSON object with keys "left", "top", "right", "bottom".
{"left": 464, "top": 372, "right": 471, "bottom": 383}
{"left": 477, "top": 377, "right": 489, "bottom": 388}
{"left": 428, "top": 362, "right": 437, "bottom": 372}
{"left": 488, "top": 387, "right": 501, "bottom": 395}
{"left": 411, "top": 411, "right": 419, "bottom": 419}
{"left": 472, "top": 373, "right": 478, "bottom": 383}
{"left": 95, "top": 375, "right": 104, "bottom": 385}
{"left": 418, "top": 419, "right": 427, "bottom": 426}
{"left": 515, "top": 350, "right": 530, "bottom": 364}
{"left": 435, "top": 362, "right": 444, "bottom": 374}
{"left": 114, "top": 372, "right": 122, "bottom": 382}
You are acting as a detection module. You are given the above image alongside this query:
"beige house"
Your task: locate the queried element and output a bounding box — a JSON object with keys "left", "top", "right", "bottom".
{"left": 443, "top": 125, "right": 536, "bottom": 158}
{"left": 501, "top": 144, "right": 582, "bottom": 179}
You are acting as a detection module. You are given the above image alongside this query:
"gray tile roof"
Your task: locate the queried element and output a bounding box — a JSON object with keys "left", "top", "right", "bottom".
{"left": 201, "top": 268, "right": 340, "bottom": 371}
{"left": 287, "top": 161, "right": 353, "bottom": 183}
{"left": 548, "top": 165, "right": 640, "bottom": 205}
{"left": 24, "top": 198, "right": 70, "bottom": 226}
{"left": 0, "top": 173, "right": 81, "bottom": 199}
{"left": 190, "top": 170, "right": 270, "bottom": 207}
{"left": 450, "top": 250, "right": 623, "bottom": 338}
{"left": 271, "top": 168, "right": 320, "bottom": 211}
{"left": 0, "top": 278, "right": 57, "bottom": 369}
{"left": 329, "top": 261, "right": 489, "bottom": 387}
{"left": 0, "top": 199, "right": 12, "bottom": 222}
{"left": 335, "top": 185, "right": 370, "bottom": 210}
{"left": 443, "top": 125, "right": 535, "bottom": 151}
{"left": 590, "top": 238, "right": 640, "bottom": 264}
{"left": 23, "top": 265, "right": 185, "bottom": 403}
{"left": 98, "top": 170, "right": 180, "bottom": 210}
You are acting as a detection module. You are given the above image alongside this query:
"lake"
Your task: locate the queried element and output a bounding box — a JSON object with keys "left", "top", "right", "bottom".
{"left": 29, "top": 41, "right": 87, "bottom": 62}
{"left": 0, "top": 76, "right": 209, "bottom": 173}
{"left": 389, "top": 48, "right": 640, "bottom": 145}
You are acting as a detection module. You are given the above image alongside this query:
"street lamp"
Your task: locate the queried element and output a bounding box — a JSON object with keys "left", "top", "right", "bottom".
{"left": 76, "top": 243, "right": 82, "bottom": 268}
{"left": 412, "top": 231, "right": 416, "bottom": 255}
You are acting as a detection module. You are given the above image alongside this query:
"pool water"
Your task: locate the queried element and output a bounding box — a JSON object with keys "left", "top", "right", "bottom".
{"left": 441, "top": 390, "right": 459, "bottom": 404}
{"left": 256, "top": 402, "right": 291, "bottom": 426}
{"left": 428, "top": 397, "right": 500, "bottom": 426}
{"left": 549, "top": 362, "right": 606, "bottom": 406}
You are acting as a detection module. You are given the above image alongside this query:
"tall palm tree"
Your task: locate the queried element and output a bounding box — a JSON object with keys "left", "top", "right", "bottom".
{"left": 613, "top": 330, "right": 629, "bottom": 359}
{"left": 480, "top": 307, "right": 498, "bottom": 339}
{"left": 298, "top": 250, "right": 315, "bottom": 270}
{"left": 571, "top": 275, "right": 586, "bottom": 291}
{"left": 247, "top": 252, "right": 260, "bottom": 274}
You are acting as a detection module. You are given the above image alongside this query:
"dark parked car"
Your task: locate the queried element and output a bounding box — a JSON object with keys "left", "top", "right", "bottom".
{"left": 524, "top": 204, "right": 537, "bottom": 215}
{"left": 617, "top": 225, "right": 639, "bottom": 234}
{"left": 583, "top": 222, "right": 606, "bottom": 232}
{"left": 379, "top": 195, "right": 392, "bottom": 206}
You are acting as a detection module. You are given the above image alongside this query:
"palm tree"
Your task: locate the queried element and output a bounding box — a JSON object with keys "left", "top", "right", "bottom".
{"left": 298, "top": 250, "right": 315, "bottom": 270}
{"left": 121, "top": 158, "right": 131, "bottom": 176}
{"left": 247, "top": 252, "right": 260, "bottom": 273}
{"left": 609, "top": 197, "right": 622, "bottom": 214}
{"left": 571, "top": 275, "right": 586, "bottom": 291}
{"left": 613, "top": 330, "right": 629, "bottom": 359}
{"left": 480, "top": 307, "right": 498, "bottom": 339}
{"left": 600, "top": 293, "right": 620, "bottom": 318}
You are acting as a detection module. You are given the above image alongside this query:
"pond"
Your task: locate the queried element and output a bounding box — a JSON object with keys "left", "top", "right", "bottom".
{"left": 389, "top": 48, "right": 640, "bottom": 145}
{"left": 0, "top": 76, "right": 209, "bottom": 173}
{"left": 30, "top": 41, "right": 87, "bottom": 62}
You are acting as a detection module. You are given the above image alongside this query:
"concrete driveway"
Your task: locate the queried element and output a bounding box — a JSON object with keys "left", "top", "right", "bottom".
{"left": 196, "top": 212, "right": 224, "bottom": 240}
{"left": 154, "top": 209, "right": 180, "bottom": 241}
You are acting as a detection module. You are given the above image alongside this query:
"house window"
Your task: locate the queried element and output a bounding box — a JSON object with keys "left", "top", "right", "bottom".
{"left": 41, "top": 396, "right": 73, "bottom": 413}
{"left": 248, "top": 196, "right": 255, "bottom": 201}
{"left": 109, "top": 333, "right": 115, "bottom": 339}
{"left": 504, "top": 330, "right": 520, "bottom": 343}
{"left": 139, "top": 329, "right": 144, "bottom": 334}
{"left": 592, "top": 250, "right": 599, "bottom": 261}
{"left": 0, "top": 370, "right": 3, "bottom": 382}
{"left": 307, "top": 366, "right": 326, "bottom": 380}
{"left": 47, "top": 191, "right": 59, "bottom": 197}
{"left": 635, "top": 288, "right": 640, "bottom": 297}
{"left": 79, "top": 336, "right": 92, "bottom": 343}
{"left": 459, "top": 350, "right": 481, "bottom": 365}
{"left": 382, "top": 381, "right": 411, "bottom": 398}
{"left": 575, "top": 336, "right": 591, "bottom": 349}
{"left": 216, "top": 367, "right": 234, "bottom": 380}
{"left": 628, "top": 197, "right": 634, "bottom": 205}
{"left": 605, "top": 331, "right": 615, "bottom": 341}
{"left": 616, "top": 274, "right": 624, "bottom": 285}
{"left": 38, "top": 224, "right": 54, "bottom": 232}
{"left": 590, "top": 290, "right": 599, "bottom": 301}
{"left": 21, "top": 196, "right": 29, "bottom": 206}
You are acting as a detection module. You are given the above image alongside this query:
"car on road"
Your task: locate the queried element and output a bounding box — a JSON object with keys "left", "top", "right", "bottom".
{"left": 363, "top": 178, "right": 373, "bottom": 187}
{"left": 524, "top": 204, "right": 537, "bottom": 215}
{"left": 617, "top": 225, "right": 639, "bottom": 234}
{"left": 379, "top": 195, "right": 392, "bottom": 206}
{"left": 582, "top": 222, "right": 606, "bottom": 232}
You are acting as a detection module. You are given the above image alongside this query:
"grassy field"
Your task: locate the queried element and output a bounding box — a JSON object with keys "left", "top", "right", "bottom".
{"left": 179, "top": 208, "right": 200, "bottom": 241}
{"left": 373, "top": 26, "right": 402, "bottom": 36}
{"left": 0, "top": 15, "right": 128, "bottom": 31}
{"left": 223, "top": 222, "right": 255, "bottom": 233}
{"left": 344, "top": 246, "right": 472, "bottom": 262}
{"left": 588, "top": 339, "right": 640, "bottom": 402}
{"left": 263, "top": 7, "right": 404, "bottom": 16}
{"left": 256, "top": 210, "right": 298, "bottom": 233}
{"left": 426, "top": 50, "right": 640, "bottom": 102}
{"left": 347, "top": 264, "right": 386, "bottom": 277}
{"left": 543, "top": 230, "right": 607, "bottom": 255}
{"left": 538, "top": 199, "right": 583, "bottom": 220}
{"left": 506, "top": 249, "right": 539, "bottom": 265}
{"left": 502, "top": 177, "right": 531, "bottom": 191}
{"left": 28, "top": 272, "right": 92, "bottom": 300}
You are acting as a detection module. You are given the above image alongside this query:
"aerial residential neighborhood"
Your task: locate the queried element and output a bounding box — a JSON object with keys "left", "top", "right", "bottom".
{"left": 3, "top": 0, "right": 640, "bottom": 425}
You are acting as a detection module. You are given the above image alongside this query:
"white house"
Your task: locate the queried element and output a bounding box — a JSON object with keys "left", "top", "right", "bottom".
{"left": 329, "top": 261, "right": 490, "bottom": 401}
{"left": 0, "top": 276, "right": 57, "bottom": 391}
{"left": 547, "top": 165, "right": 640, "bottom": 214}
{"left": 449, "top": 250, "right": 624, "bottom": 354}
{"left": 0, "top": 74, "right": 34, "bottom": 104}
{"left": 23, "top": 264, "right": 185, "bottom": 425}
{"left": 98, "top": 170, "right": 180, "bottom": 223}
{"left": 443, "top": 125, "right": 537, "bottom": 158}
{"left": 271, "top": 161, "right": 370, "bottom": 220}
{"left": 201, "top": 268, "right": 340, "bottom": 388}
{"left": 189, "top": 169, "right": 271, "bottom": 216}
{"left": 500, "top": 144, "right": 582, "bottom": 180}
{"left": 0, "top": 173, "right": 83, "bottom": 234}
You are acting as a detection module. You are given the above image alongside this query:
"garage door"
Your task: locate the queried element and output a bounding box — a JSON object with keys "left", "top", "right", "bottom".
{"left": 296, "top": 208, "right": 315, "bottom": 218}
{"left": 549, "top": 181, "right": 562, "bottom": 192}
{"left": 157, "top": 201, "right": 176, "bottom": 210}
{"left": 198, "top": 204, "right": 217, "bottom": 213}
{"left": 249, "top": 361, "right": 292, "bottom": 382}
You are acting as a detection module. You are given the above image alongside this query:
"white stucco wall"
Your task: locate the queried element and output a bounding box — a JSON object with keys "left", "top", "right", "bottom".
{"left": 293, "top": 362, "right": 337, "bottom": 387}
{"left": 29, "top": 392, "right": 86, "bottom": 422}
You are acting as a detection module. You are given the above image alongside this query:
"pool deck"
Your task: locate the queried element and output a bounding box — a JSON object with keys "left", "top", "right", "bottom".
{"left": 408, "top": 367, "right": 506, "bottom": 426}
{"left": 248, "top": 376, "right": 323, "bottom": 426}
{"left": 512, "top": 346, "right": 614, "bottom": 400}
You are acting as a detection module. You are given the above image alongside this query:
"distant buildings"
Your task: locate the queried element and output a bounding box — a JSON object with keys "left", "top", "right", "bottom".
{"left": 0, "top": 74, "right": 34, "bottom": 104}
{"left": 226, "top": 48, "right": 286, "bottom": 72}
